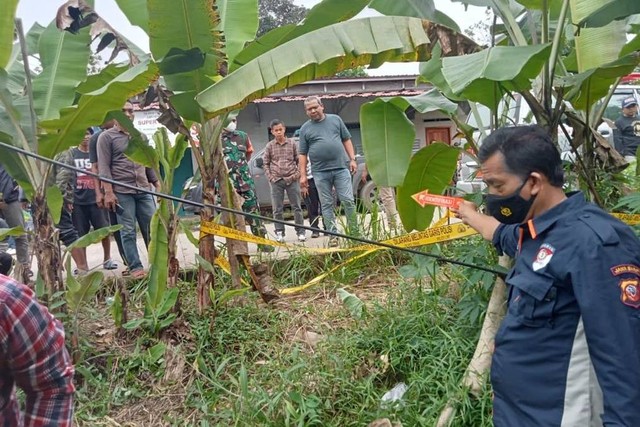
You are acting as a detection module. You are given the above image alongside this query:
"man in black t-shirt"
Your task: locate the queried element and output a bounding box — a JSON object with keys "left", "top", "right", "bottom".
{"left": 73, "top": 129, "right": 117, "bottom": 270}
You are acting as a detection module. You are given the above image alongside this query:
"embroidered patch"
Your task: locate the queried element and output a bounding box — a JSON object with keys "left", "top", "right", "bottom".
{"left": 610, "top": 264, "right": 640, "bottom": 276}
{"left": 611, "top": 264, "right": 640, "bottom": 309}
{"left": 532, "top": 243, "right": 555, "bottom": 271}
{"left": 619, "top": 278, "right": 640, "bottom": 309}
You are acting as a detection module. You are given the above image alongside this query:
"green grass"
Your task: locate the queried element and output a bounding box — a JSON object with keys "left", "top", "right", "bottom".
{"left": 73, "top": 254, "right": 494, "bottom": 426}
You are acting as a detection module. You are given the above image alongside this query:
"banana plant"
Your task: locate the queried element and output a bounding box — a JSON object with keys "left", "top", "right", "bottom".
{"left": 123, "top": 126, "right": 188, "bottom": 335}
{"left": 98, "top": 0, "right": 467, "bottom": 312}
{"left": 0, "top": 0, "right": 158, "bottom": 296}
{"left": 354, "top": 0, "right": 639, "bottom": 234}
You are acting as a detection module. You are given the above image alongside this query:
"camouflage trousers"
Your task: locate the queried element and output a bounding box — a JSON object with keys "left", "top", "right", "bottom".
{"left": 216, "top": 181, "right": 266, "bottom": 237}
{"left": 237, "top": 188, "right": 267, "bottom": 237}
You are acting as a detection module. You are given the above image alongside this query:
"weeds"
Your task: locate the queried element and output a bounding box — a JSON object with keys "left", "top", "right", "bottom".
{"left": 73, "top": 238, "right": 497, "bottom": 426}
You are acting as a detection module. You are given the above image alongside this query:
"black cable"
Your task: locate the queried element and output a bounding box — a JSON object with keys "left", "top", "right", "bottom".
{"left": 0, "top": 141, "right": 507, "bottom": 278}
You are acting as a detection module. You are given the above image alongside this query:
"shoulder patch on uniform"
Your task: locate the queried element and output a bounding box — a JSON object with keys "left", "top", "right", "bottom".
{"left": 532, "top": 243, "right": 555, "bottom": 271}
{"left": 577, "top": 213, "right": 620, "bottom": 245}
{"left": 611, "top": 264, "right": 640, "bottom": 309}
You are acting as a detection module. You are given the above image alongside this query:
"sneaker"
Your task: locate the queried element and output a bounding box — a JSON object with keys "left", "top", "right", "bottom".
{"left": 311, "top": 231, "right": 320, "bottom": 238}
{"left": 297, "top": 233, "right": 306, "bottom": 242}
{"left": 328, "top": 237, "right": 339, "bottom": 248}
{"left": 275, "top": 231, "right": 285, "bottom": 243}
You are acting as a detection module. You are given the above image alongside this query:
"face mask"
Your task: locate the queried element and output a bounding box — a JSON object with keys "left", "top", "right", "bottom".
{"left": 225, "top": 121, "right": 237, "bottom": 132}
{"left": 485, "top": 179, "right": 536, "bottom": 224}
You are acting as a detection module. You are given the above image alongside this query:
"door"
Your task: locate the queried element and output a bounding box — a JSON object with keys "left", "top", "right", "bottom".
{"left": 425, "top": 127, "right": 451, "bottom": 145}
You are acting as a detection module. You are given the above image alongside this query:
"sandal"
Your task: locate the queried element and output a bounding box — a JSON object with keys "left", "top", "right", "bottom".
{"left": 103, "top": 259, "right": 118, "bottom": 270}
{"left": 122, "top": 268, "right": 130, "bottom": 276}
{"left": 130, "top": 269, "right": 146, "bottom": 279}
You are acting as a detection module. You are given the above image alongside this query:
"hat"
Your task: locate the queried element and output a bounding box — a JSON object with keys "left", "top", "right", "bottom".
{"left": 621, "top": 96, "right": 637, "bottom": 108}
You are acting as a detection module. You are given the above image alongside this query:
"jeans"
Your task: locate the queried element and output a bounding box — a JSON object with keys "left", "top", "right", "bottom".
{"left": 313, "top": 168, "right": 357, "bottom": 234}
{"left": 270, "top": 179, "right": 304, "bottom": 235}
{"left": 115, "top": 192, "right": 155, "bottom": 272}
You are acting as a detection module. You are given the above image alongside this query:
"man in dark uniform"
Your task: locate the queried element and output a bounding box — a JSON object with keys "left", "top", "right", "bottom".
{"left": 453, "top": 125, "right": 640, "bottom": 426}
{"left": 613, "top": 96, "right": 639, "bottom": 178}
{"left": 220, "top": 118, "right": 272, "bottom": 252}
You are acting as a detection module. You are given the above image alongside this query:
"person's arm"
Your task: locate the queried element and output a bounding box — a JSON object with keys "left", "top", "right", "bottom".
{"left": 299, "top": 154, "right": 308, "bottom": 191}
{"left": 361, "top": 164, "right": 368, "bottom": 183}
{"left": 290, "top": 140, "right": 300, "bottom": 182}
{"left": 298, "top": 131, "right": 309, "bottom": 189}
{"left": 613, "top": 118, "right": 624, "bottom": 153}
{"left": 2, "top": 281, "right": 75, "bottom": 426}
{"left": 96, "top": 133, "right": 117, "bottom": 211}
{"left": 452, "top": 200, "right": 501, "bottom": 241}
{"left": 263, "top": 142, "right": 274, "bottom": 182}
{"left": 570, "top": 226, "right": 640, "bottom": 426}
{"left": 54, "top": 150, "right": 75, "bottom": 209}
{"left": 89, "top": 134, "right": 104, "bottom": 208}
{"left": 145, "top": 168, "right": 161, "bottom": 196}
{"left": 245, "top": 135, "right": 254, "bottom": 161}
{"left": 342, "top": 138, "right": 358, "bottom": 173}
{"left": 91, "top": 162, "right": 104, "bottom": 208}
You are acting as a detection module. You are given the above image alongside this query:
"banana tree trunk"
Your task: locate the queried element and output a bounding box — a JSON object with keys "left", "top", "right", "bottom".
{"left": 31, "top": 192, "right": 63, "bottom": 298}
{"left": 197, "top": 166, "right": 216, "bottom": 314}
{"left": 436, "top": 255, "right": 510, "bottom": 427}
{"left": 167, "top": 212, "right": 180, "bottom": 308}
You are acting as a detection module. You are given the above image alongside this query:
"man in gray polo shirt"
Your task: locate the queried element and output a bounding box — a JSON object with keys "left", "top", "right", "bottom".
{"left": 97, "top": 103, "right": 159, "bottom": 279}
{"left": 299, "top": 96, "right": 358, "bottom": 246}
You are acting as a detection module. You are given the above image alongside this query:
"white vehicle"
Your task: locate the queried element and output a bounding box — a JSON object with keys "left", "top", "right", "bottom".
{"left": 453, "top": 88, "right": 634, "bottom": 195}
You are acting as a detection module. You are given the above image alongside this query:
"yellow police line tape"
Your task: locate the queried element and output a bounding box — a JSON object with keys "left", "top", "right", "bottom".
{"left": 612, "top": 213, "right": 640, "bottom": 226}
{"left": 207, "top": 214, "right": 457, "bottom": 288}
{"left": 201, "top": 218, "right": 479, "bottom": 255}
{"left": 203, "top": 217, "right": 479, "bottom": 295}
{"left": 204, "top": 212, "right": 640, "bottom": 295}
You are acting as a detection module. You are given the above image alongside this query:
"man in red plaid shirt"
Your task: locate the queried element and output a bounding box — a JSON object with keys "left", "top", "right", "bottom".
{"left": 1, "top": 275, "right": 75, "bottom": 426}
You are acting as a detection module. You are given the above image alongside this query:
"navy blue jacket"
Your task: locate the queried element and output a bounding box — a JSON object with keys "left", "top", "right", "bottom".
{"left": 491, "top": 192, "right": 640, "bottom": 426}
{"left": 0, "top": 165, "right": 19, "bottom": 203}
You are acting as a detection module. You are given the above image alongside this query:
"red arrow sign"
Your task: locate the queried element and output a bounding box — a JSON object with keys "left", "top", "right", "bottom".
{"left": 411, "top": 190, "right": 463, "bottom": 209}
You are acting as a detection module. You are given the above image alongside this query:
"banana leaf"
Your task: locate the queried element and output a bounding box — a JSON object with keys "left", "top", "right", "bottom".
{"left": 0, "top": 71, "right": 39, "bottom": 193}
{"left": 441, "top": 44, "right": 552, "bottom": 110}
{"left": 38, "top": 60, "right": 159, "bottom": 159}
{"left": 218, "top": 0, "right": 259, "bottom": 63}
{"left": 557, "top": 53, "right": 640, "bottom": 111}
{"left": 369, "top": 0, "right": 460, "bottom": 31}
{"left": 231, "top": 0, "right": 370, "bottom": 71}
{"left": 360, "top": 90, "right": 459, "bottom": 187}
{"left": 571, "top": 0, "right": 627, "bottom": 72}
{"left": 147, "top": 0, "right": 224, "bottom": 121}
{"left": 114, "top": 0, "right": 149, "bottom": 33}
{"left": 0, "top": 0, "right": 18, "bottom": 68}
{"left": 32, "top": 22, "right": 91, "bottom": 121}
{"left": 197, "top": 16, "right": 433, "bottom": 116}
{"left": 360, "top": 100, "right": 415, "bottom": 188}
{"left": 397, "top": 143, "right": 460, "bottom": 231}
{"left": 577, "top": 0, "right": 640, "bottom": 28}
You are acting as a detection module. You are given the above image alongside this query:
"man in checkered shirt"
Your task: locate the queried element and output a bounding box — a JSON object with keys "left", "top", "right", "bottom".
{"left": 0, "top": 275, "right": 75, "bottom": 426}
{"left": 264, "top": 119, "right": 306, "bottom": 242}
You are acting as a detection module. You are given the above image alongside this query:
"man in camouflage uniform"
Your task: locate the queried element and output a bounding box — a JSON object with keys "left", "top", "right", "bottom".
{"left": 220, "top": 118, "right": 273, "bottom": 252}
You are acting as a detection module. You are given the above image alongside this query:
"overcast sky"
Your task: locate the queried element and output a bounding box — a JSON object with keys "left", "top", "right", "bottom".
{"left": 16, "top": 0, "right": 485, "bottom": 76}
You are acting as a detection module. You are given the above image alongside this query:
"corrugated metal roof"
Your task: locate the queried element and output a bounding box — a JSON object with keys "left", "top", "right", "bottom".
{"left": 252, "top": 89, "right": 425, "bottom": 104}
